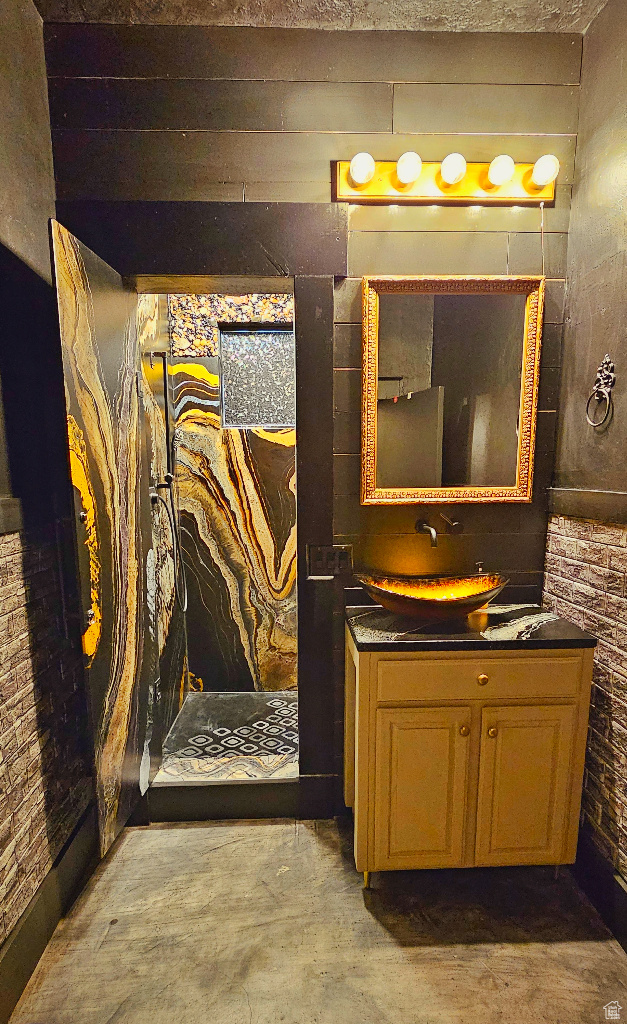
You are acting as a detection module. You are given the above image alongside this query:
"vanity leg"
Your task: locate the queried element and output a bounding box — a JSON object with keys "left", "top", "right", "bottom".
{"left": 363, "top": 871, "right": 371, "bottom": 890}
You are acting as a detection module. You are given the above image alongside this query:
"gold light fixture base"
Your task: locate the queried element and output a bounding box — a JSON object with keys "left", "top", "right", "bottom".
{"left": 334, "top": 161, "right": 555, "bottom": 205}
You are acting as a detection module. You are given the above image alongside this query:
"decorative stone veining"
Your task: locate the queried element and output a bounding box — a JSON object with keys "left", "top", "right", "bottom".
{"left": 347, "top": 603, "right": 597, "bottom": 651}
{"left": 482, "top": 610, "right": 562, "bottom": 640}
{"left": 169, "top": 292, "right": 297, "bottom": 693}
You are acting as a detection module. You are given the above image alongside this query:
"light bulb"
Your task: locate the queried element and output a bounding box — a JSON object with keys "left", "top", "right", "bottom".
{"left": 396, "top": 151, "right": 422, "bottom": 185}
{"left": 531, "top": 155, "right": 560, "bottom": 187}
{"left": 488, "top": 154, "right": 515, "bottom": 187}
{"left": 349, "top": 152, "right": 375, "bottom": 186}
{"left": 440, "top": 153, "right": 467, "bottom": 185}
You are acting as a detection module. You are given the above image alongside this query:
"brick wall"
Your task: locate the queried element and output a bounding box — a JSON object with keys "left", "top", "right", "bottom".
{"left": 543, "top": 514, "right": 627, "bottom": 877}
{"left": 0, "top": 527, "right": 93, "bottom": 946}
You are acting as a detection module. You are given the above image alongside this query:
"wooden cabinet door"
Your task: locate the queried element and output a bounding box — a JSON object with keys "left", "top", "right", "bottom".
{"left": 374, "top": 707, "right": 471, "bottom": 870}
{"left": 475, "top": 704, "right": 576, "bottom": 866}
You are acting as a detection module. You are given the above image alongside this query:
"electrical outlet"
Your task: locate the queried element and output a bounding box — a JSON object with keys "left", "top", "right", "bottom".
{"left": 307, "top": 544, "right": 353, "bottom": 579}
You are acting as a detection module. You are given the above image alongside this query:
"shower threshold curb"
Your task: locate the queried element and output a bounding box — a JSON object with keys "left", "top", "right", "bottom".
{"left": 147, "top": 775, "right": 341, "bottom": 821}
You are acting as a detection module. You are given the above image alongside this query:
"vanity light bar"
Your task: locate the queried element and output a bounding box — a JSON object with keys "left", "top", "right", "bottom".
{"left": 334, "top": 156, "right": 558, "bottom": 205}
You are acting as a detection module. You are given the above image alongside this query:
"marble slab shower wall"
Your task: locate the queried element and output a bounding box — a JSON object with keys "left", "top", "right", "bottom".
{"left": 169, "top": 294, "right": 297, "bottom": 692}
{"left": 137, "top": 294, "right": 189, "bottom": 759}
{"left": 52, "top": 222, "right": 156, "bottom": 855}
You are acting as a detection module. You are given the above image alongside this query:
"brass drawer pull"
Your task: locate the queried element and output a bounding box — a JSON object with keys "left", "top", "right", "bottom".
{"left": 487, "top": 726, "right": 498, "bottom": 738}
{"left": 477, "top": 673, "right": 489, "bottom": 686}
{"left": 459, "top": 725, "right": 470, "bottom": 737}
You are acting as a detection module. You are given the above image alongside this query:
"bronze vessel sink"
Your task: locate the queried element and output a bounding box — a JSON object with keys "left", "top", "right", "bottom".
{"left": 355, "top": 571, "right": 509, "bottom": 622}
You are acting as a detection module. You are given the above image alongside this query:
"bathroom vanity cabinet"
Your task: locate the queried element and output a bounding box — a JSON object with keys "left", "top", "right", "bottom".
{"left": 344, "top": 606, "right": 597, "bottom": 879}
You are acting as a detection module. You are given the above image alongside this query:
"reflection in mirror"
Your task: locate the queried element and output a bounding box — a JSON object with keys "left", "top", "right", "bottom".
{"left": 362, "top": 277, "right": 544, "bottom": 504}
{"left": 377, "top": 292, "right": 527, "bottom": 489}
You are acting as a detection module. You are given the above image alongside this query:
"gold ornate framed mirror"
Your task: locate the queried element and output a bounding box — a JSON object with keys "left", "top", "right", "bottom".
{"left": 361, "top": 275, "right": 545, "bottom": 504}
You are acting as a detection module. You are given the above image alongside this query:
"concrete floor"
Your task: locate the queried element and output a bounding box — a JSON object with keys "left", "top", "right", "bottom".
{"left": 11, "top": 818, "right": 627, "bottom": 1024}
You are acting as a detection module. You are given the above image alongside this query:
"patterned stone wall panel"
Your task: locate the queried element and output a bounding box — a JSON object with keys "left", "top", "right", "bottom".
{"left": 171, "top": 355, "right": 297, "bottom": 693}
{"left": 137, "top": 294, "right": 189, "bottom": 769}
{"left": 0, "top": 528, "right": 92, "bottom": 947}
{"left": 52, "top": 222, "right": 155, "bottom": 855}
{"left": 543, "top": 514, "right": 627, "bottom": 878}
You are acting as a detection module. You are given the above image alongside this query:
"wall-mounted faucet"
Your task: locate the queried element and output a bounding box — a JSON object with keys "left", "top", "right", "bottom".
{"left": 415, "top": 519, "right": 438, "bottom": 547}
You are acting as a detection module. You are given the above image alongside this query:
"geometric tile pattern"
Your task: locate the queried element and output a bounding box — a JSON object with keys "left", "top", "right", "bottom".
{"left": 172, "top": 697, "right": 298, "bottom": 759}
{"left": 162, "top": 690, "right": 298, "bottom": 760}
{"left": 154, "top": 690, "right": 299, "bottom": 785}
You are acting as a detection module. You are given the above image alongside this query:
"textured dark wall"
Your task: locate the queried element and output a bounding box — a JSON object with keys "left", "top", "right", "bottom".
{"left": 0, "top": 0, "right": 58, "bottom": 518}
{"left": 1, "top": 0, "right": 55, "bottom": 282}
{"left": 33, "top": 0, "right": 606, "bottom": 32}
{"left": 553, "top": 0, "right": 627, "bottom": 516}
{"left": 541, "top": 0, "right": 627, "bottom": 893}
{"left": 0, "top": 0, "right": 93, "bottom": 957}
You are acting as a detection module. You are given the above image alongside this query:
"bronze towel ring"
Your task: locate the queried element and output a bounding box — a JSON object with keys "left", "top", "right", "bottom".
{"left": 586, "top": 354, "right": 616, "bottom": 428}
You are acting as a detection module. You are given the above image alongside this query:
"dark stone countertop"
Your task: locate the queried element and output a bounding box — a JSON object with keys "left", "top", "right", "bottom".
{"left": 346, "top": 603, "right": 598, "bottom": 652}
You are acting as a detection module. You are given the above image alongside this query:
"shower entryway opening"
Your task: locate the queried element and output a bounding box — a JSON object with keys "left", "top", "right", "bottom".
{"left": 141, "top": 283, "right": 298, "bottom": 786}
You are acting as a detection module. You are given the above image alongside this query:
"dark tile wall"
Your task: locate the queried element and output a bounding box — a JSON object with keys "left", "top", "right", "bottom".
{"left": 543, "top": 515, "right": 627, "bottom": 878}
{"left": 43, "top": 23, "right": 582, "bottom": 799}
{"left": 333, "top": 277, "right": 566, "bottom": 603}
{"left": 45, "top": 25, "right": 580, "bottom": 223}
{"left": 43, "top": 25, "right": 581, "bottom": 596}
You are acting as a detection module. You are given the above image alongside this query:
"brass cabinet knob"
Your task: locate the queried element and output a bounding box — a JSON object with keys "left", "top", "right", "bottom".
{"left": 487, "top": 726, "right": 498, "bottom": 738}
{"left": 79, "top": 510, "right": 88, "bottom": 523}
{"left": 477, "top": 673, "right": 489, "bottom": 686}
{"left": 459, "top": 725, "right": 470, "bottom": 737}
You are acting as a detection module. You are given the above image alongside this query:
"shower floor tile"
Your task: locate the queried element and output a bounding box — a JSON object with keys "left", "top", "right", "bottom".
{"left": 153, "top": 690, "right": 298, "bottom": 784}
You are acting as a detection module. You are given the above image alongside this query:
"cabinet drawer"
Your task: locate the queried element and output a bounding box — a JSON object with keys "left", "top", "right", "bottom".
{"left": 377, "top": 654, "right": 582, "bottom": 702}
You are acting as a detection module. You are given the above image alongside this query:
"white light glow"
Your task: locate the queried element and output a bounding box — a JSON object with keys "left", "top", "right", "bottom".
{"left": 531, "top": 154, "right": 560, "bottom": 187}
{"left": 441, "top": 153, "right": 467, "bottom": 185}
{"left": 488, "top": 154, "right": 515, "bottom": 187}
{"left": 349, "top": 152, "right": 375, "bottom": 186}
{"left": 396, "top": 151, "right": 422, "bottom": 185}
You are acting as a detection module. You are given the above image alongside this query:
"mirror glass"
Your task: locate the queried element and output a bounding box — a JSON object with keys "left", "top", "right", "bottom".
{"left": 362, "top": 276, "right": 544, "bottom": 504}
{"left": 376, "top": 291, "right": 529, "bottom": 490}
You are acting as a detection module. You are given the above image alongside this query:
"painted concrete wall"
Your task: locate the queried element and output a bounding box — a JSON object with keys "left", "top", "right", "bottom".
{"left": 543, "top": 0, "right": 627, "bottom": 882}
{"left": 0, "top": 0, "right": 93, "bottom": 951}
